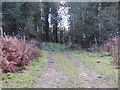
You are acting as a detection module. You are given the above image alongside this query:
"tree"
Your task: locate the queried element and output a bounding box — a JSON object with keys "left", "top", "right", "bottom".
{"left": 43, "top": 2, "right": 50, "bottom": 42}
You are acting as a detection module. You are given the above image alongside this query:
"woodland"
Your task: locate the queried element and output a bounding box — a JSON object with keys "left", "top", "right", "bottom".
{"left": 0, "top": 2, "right": 119, "bottom": 88}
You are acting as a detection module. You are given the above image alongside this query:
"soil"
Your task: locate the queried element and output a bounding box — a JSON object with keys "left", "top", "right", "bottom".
{"left": 34, "top": 50, "right": 118, "bottom": 88}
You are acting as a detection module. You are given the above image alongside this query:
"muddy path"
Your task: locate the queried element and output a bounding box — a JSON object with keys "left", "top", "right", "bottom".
{"left": 62, "top": 52, "right": 118, "bottom": 88}
{"left": 35, "top": 51, "right": 68, "bottom": 88}
{"left": 34, "top": 46, "right": 118, "bottom": 88}
{"left": 34, "top": 50, "right": 118, "bottom": 88}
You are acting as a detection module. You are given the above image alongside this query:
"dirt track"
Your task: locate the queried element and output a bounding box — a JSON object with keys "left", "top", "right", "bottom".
{"left": 35, "top": 50, "right": 118, "bottom": 88}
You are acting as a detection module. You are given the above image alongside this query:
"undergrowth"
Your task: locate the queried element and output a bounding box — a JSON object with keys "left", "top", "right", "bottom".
{"left": 1, "top": 51, "right": 48, "bottom": 88}
{"left": 0, "top": 36, "right": 41, "bottom": 73}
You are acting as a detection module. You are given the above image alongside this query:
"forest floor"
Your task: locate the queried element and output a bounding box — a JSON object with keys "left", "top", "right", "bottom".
{"left": 1, "top": 43, "right": 118, "bottom": 88}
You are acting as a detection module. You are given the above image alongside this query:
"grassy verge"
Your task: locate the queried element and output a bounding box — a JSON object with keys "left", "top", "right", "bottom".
{"left": 52, "top": 52, "right": 89, "bottom": 88}
{"left": 1, "top": 50, "right": 48, "bottom": 88}
{"left": 43, "top": 43, "right": 118, "bottom": 84}
{"left": 53, "top": 52, "right": 79, "bottom": 79}
{"left": 70, "top": 51, "right": 118, "bottom": 81}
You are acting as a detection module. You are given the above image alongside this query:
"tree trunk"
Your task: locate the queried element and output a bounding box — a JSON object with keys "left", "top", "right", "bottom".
{"left": 51, "top": 6, "right": 58, "bottom": 43}
{"left": 44, "top": 3, "right": 49, "bottom": 42}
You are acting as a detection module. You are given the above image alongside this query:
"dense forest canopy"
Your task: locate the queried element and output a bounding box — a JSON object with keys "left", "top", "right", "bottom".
{"left": 1, "top": 2, "right": 120, "bottom": 48}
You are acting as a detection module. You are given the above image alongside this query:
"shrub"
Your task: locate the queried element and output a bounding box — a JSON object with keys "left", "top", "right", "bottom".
{"left": 99, "top": 37, "right": 119, "bottom": 65}
{"left": 0, "top": 36, "right": 41, "bottom": 73}
{"left": 89, "top": 37, "right": 119, "bottom": 65}
{"left": 89, "top": 43, "right": 99, "bottom": 52}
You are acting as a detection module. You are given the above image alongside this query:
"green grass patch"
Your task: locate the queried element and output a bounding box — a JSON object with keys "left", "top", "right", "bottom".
{"left": 70, "top": 51, "right": 118, "bottom": 81}
{"left": 52, "top": 52, "right": 89, "bottom": 88}
{"left": 1, "top": 50, "right": 48, "bottom": 88}
{"left": 42, "top": 42, "right": 71, "bottom": 52}
{"left": 53, "top": 52, "right": 79, "bottom": 79}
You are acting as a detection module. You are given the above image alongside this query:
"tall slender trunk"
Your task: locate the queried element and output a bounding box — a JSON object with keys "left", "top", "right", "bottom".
{"left": 53, "top": 19, "right": 58, "bottom": 43}
{"left": 44, "top": 5, "right": 49, "bottom": 42}
{"left": 52, "top": 8, "right": 58, "bottom": 43}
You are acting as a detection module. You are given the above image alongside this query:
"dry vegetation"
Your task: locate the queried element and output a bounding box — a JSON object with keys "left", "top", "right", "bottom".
{"left": 0, "top": 36, "right": 41, "bottom": 73}
{"left": 101, "top": 37, "right": 119, "bottom": 65}
{"left": 91, "top": 37, "right": 120, "bottom": 65}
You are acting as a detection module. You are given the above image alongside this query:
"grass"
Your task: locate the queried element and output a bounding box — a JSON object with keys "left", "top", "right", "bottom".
{"left": 1, "top": 50, "right": 48, "bottom": 88}
{"left": 43, "top": 42, "right": 118, "bottom": 80}
{"left": 43, "top": 43, "right": 118, "bottom": 87}
{"left": 53, "top": 52, "right": 79, "bottom": 79}
{"left": 1, "top": 43, "right": 118, "bottom": 88}
{"left": 52, "top": 52, "right": 89, "bottom": 88}
{"left": 42, "top": 42, "right": 71, "bottom": 52}
{"left": 70, "top": 51, "right": 118, "bottom": 82}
